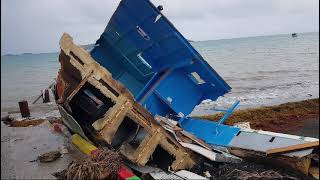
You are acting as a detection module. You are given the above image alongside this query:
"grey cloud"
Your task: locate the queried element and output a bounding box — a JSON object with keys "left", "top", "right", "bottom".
{"left": 1, "top": 0, "right": 318, "bottom": 55}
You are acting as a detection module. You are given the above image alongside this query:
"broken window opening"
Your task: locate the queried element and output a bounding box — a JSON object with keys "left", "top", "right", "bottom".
{"left": 111, "top": 116, "right": 147, "bottom": 149}
{"left": 69, "top": 83, "right": 115, "bottom": 131}
{"left": 146, "top": 146, "right": 175, "bottom": 170}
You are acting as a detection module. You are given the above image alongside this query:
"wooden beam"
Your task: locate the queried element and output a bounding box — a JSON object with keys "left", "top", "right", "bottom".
{"left": 266, "top": 141, "right": 319, "bottom": 155}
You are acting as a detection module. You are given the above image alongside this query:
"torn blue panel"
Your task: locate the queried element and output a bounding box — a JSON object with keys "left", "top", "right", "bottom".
{"left": 179, "top": 118, "right": 240, "bottom": 146}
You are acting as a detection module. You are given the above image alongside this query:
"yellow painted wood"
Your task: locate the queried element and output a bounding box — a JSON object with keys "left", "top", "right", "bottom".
{"left": 71, "top": 134, "right": 97, "bottom": 155}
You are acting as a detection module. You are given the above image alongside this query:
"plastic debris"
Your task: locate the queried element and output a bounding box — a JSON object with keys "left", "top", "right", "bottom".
{"left": 71, "top": 134, "right": 97, "bottom": 155}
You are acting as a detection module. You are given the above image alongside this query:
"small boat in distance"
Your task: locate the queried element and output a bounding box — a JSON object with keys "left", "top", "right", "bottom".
{"left": 292, "top": 33, "right": 298, "bottom": 37}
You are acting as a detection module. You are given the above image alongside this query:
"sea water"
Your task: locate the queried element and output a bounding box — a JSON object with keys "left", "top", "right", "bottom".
{"left": 1, "top": 32, "right": 319, "bottom": 115}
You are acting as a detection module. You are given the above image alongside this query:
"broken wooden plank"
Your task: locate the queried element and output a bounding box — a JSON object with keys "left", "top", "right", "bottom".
{"left": 180, "top": 142, "right": 241, "bottom": 163}
{"left": 154, "top": 115, "right": 212, "bottom": 151}
{"left": 178, "top": 130, "right": 213, "bottom": 151}
{"left": 266, "top": 141, "right": 319, "bottom": 155}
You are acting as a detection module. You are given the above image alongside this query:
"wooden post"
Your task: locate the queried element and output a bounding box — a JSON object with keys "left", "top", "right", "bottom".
{"left": 18, "top": 100, "right": 30, "bottom": 117}
{"left": 43, "top": 89, "right": 50, "bottom": 103}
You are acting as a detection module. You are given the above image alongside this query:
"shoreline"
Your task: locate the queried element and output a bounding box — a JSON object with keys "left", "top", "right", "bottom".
{"left": 2, "top": 96, "right": 318, "bottom": 116}
{"left": 1, "top": 98, "right": 318, "bottom": 138}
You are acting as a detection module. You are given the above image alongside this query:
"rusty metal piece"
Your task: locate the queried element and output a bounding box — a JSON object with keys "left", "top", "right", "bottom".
{"left": 18, "top": 100, "right": 30, "bottom": 117}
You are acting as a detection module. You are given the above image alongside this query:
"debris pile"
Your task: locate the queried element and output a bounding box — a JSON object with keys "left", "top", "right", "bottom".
{"left": 46, "top": 0, "right": 320, "bottom": 179}
{"left": 51, "top": 33, "right": 319, "bottom": 179}
{"left": 53, "top": 149, "right": 122, "bottom": 180}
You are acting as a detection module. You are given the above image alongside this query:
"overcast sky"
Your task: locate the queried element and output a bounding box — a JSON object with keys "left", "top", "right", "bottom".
{"left": 1, "top": 0, "right": 319, "bottom": 55}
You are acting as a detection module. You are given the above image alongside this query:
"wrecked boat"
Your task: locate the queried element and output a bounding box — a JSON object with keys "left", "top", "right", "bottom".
{"left": 52, "top": 0, "right": 319, "bottom": 177}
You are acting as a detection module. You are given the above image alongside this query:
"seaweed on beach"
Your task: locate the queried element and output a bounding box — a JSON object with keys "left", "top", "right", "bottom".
{"left": 208, "top": 161, "right": 312, "bottom": 180}
{"left": 53, "top": 148, "right": 122, "bottom": 180}
{"left": 195, "top": 98, "right": 319, "bottom": 133}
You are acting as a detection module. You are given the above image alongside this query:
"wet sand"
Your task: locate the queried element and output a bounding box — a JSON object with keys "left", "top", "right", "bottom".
{"left": 1, "top": 103, "right": 82, "bottom": 179}
{"left": 1, "top": 120, "right": 82, "bottom": 179}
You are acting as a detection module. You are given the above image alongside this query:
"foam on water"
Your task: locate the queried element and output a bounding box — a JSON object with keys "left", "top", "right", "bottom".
{"left": 191, "top": 32, "right": 319, "bottom": 115}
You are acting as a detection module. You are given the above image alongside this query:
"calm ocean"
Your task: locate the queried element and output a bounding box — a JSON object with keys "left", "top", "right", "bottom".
{"left": 1, "top": 32, "right": 319, "bottom": 115}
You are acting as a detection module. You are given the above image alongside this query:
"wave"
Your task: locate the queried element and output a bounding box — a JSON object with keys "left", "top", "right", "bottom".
{"left": 231, "top": 81, "right": 316, "bottom": 93}
{"left": 256, "top": 70, "right": 298, "bottom": 74}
